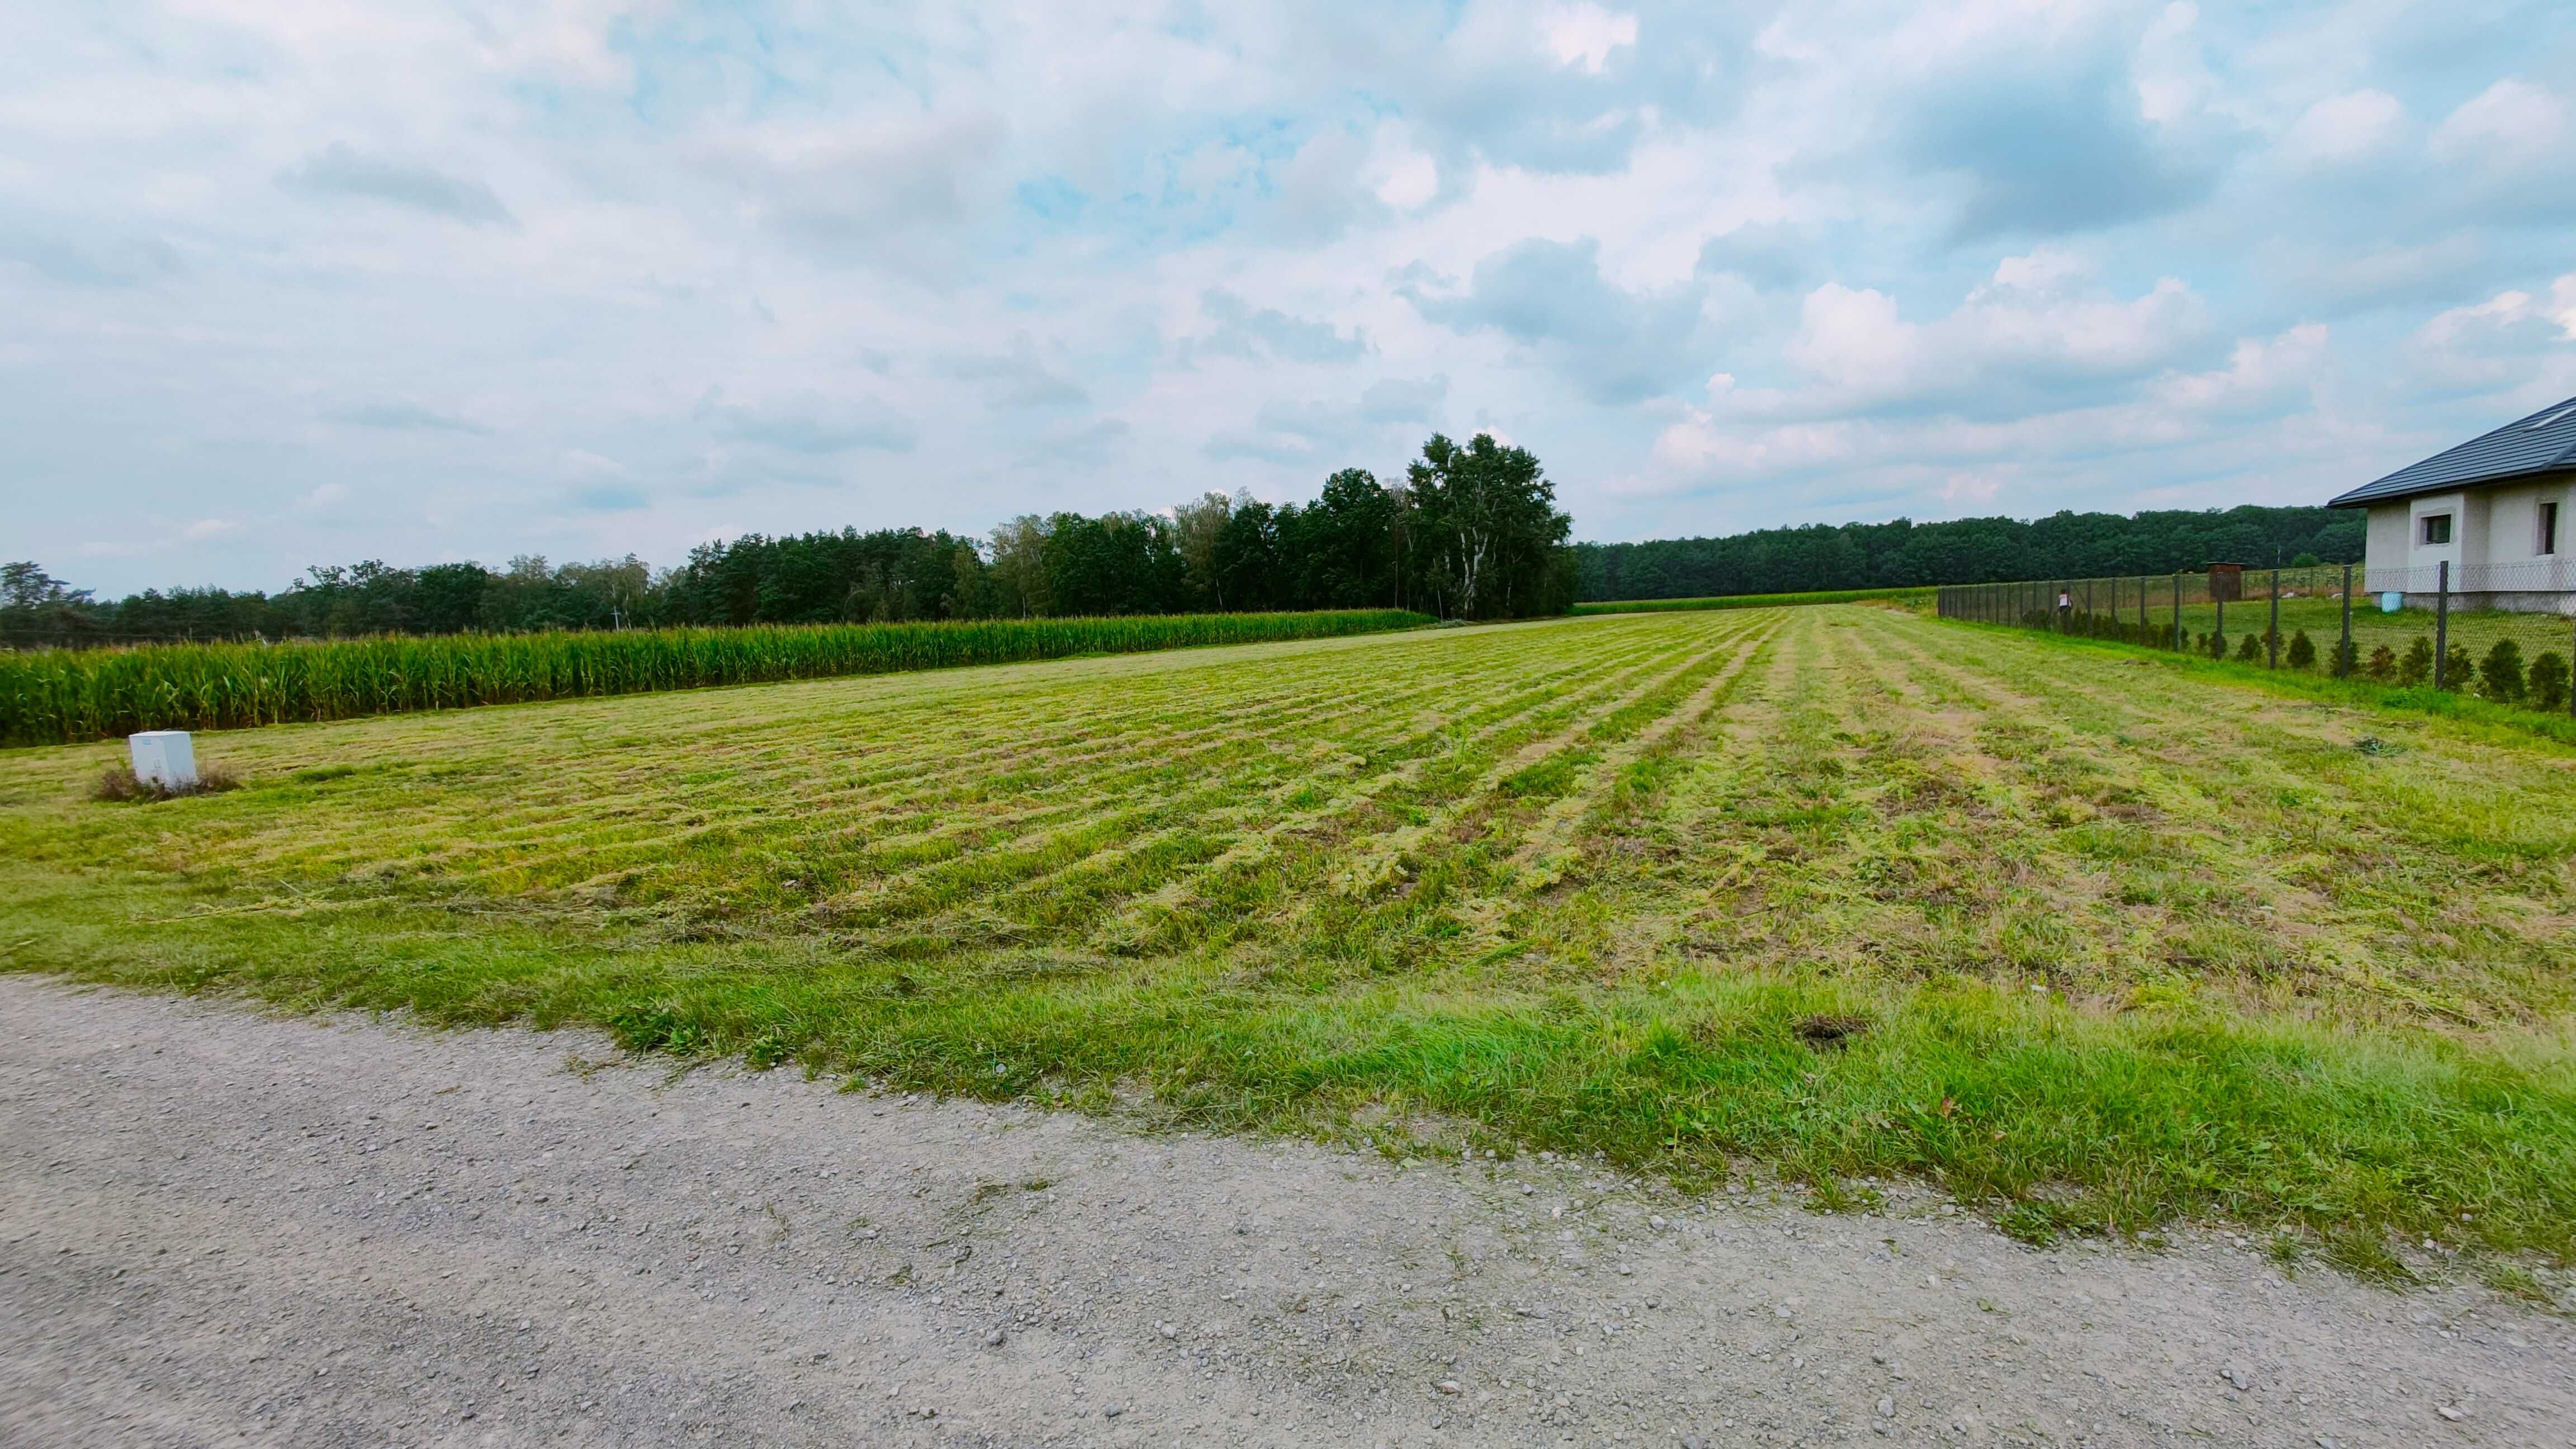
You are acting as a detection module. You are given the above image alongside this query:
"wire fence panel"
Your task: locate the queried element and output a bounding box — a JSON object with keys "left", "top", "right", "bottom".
{"left": 1935, "top": 565, "right": 2576, "bottom": 717}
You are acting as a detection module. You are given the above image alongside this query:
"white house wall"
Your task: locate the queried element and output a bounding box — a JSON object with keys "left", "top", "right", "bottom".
{"left": 2360, "top": 473, "right": 2576, "bottom": 612}
{"left": 2405, "top": 490, "right": 2466, "bottom": 583}
{"left": 2477, "top": 474, "right": 2574, "bottom": 567}
{"left": 2366, "top": 504, "right": 2407, "bottom": 581}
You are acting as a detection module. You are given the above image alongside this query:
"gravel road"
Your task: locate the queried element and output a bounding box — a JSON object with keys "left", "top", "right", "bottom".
{"left": 3, "top": 977, "right": 2568, "bottom": 1448}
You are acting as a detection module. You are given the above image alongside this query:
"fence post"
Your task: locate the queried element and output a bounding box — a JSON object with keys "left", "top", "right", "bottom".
{"left": 2215, "top": 595, "right": 2225, "bottom": 657}
{"left": 2267, "top": 568, "right": 2281, "bottom": 667}
{"left": 2434, "top": 560, "right": 2450, "bottom": 689}
{"left": 2337, "top": 562, "right": 2353, "bottom": 677}
{"left": 2171, "top": 572, "right": 2181, "bottom": 651}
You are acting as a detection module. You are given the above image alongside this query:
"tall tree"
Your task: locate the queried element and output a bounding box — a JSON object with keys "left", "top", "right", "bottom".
{"left": 1280, "top": 468, "right": 1400, "bottom": 609}
{"left": 1169, "top": 491, "right": 1234, "bottom": 610}
{"left": 1403, "top": 434, "right": 1575, "bottom": 621}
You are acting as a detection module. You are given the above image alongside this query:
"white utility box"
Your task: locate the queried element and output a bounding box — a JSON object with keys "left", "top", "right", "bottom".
{"left": 129, "top": 730, "right": 199, "bottom": 790}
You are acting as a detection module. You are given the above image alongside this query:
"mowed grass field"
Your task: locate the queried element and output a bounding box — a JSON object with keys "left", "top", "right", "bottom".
{"left": 4, "top": 607, "right": 2573, "bottom": 1275}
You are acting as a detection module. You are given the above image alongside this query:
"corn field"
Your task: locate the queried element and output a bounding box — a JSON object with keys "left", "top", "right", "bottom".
{"left": 0, "top": 609, "right": 1434, "bottom": 747}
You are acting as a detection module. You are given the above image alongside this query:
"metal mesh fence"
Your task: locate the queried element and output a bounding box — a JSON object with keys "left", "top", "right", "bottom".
{"left": 1935, "top": 564, "right": 2576, "bottom": 715}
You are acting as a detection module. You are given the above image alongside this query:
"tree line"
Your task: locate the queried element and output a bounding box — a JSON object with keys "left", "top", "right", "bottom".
{"left": 1574, "top": 505, "right": 2365, "bottom": 602}
{"left": 2, "top": 433, "right": 1576, "bottom": 643}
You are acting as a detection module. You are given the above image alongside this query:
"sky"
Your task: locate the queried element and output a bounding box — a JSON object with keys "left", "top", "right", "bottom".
{"left": 4, "top": 0, "right": 2575, "bottom": 596}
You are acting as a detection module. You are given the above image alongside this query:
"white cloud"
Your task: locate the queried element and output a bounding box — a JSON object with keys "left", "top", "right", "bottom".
{"left": 2283, "top": 91, "right": 2405, "bottom": 164}
{"left": 279, "top": 143, "right": 513, "bottom": 226}
{"left": 695, "top": 390, "right": 917, "bottom": 455}
{"left": 1768, "top": 254, "right": 2209, "bottom": 414}
{"left": 7, "top": 0, "right": 2575, "bottom": 588}
{"left": 2409, "top": 276, "right": 2576, "bottom": 404}
{"left": 2431, "top": 79, "right": 2568, "bottom": 165}
{"left": 1941, "top": 470, "right": 2006, "bottom": 506}
{"left": 1365, "top": 125, "right": 1443, "bottom": 211}
{"left": 2420, "top": 278, "right": 2576, "bottom": 347}
{"left": 2150, "top": 324, "right": 2330, "bottom": 415}
{"left": 1542, "top": 5, "right": 1639, "bottom": 74}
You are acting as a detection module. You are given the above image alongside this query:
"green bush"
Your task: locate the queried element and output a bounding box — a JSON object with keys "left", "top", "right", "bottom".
{"left": 2478, "top": 640, "right": 2527, "bottom": 703}
{"left": 2441, "top": 643, "right": 2473, "bottom": 692}
{"left": 2530, "top": 651, "right": 2572, "bottom": 712}
{"left": 2285, "top": 630, "right": 2316, "bottom": 670}
{"left": 2235, "top": 633, "right": 2264, "bottom": 663}
{"left": 2331, "top": 638, "right": 2359, "bottom": 676}
{"left": 2399, "top": 637, "right": 2433, "bottom": 685}
{"left": 2367, "top": 643, "right": 2397, "bottom": 680}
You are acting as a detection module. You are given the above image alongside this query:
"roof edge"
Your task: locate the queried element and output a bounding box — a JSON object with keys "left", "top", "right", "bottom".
{"left": 2327, "top": 460, "right": 2576, "bottom": 509}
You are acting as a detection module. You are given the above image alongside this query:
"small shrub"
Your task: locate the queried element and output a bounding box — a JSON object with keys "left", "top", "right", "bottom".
{"left": 2285, "top": 630, "right": 2316, "bottom": 670}
{"left": 2398, "top": 637, "right": 2432, "bottom": 685}
{"left": 2204, "top": 631, "right": 2223, "bottom": 659}
{"left": 92, "top": 763, "right": 241, "bottom": 803}
{"left": 2530, "top": 651, "right": 2572, "bottom": 712}
{"left": 2476, "top": 640, "right": 2527, "bottom": 702}
{"left": 2331, "top": 638, "right": 2359, "bottom": 676}
{"left": 2234, "top": 633, "right": 2264, "bottom": 662}
{"left": 2366, "top": 643, "right": 2397, "bottom": 680}
{"left": 2441, "top": 643, "right": 2473, "bottom": 691}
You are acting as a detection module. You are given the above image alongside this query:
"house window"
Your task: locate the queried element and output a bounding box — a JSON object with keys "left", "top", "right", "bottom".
{"left": 2543, "top": 501, "right": 2560, "bottom": 556}
{"left": 2420, "top": 513, "right": 2452, "bottom": 546}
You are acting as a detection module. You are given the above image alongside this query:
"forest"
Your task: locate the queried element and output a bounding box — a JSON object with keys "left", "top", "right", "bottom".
{"left": 1572, "top": 505, "right": 2362, "bottom": 602}
{"left": 3, "top": 434, "right": 1573, "bottom": 642}
{"left": 7, "top": 464, "right": 2363, "bottom": 643}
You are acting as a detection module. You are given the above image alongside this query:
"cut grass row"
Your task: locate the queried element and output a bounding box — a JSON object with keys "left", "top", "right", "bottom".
{"left": 2, "top": 608, "right": 2570, "bottom": 1278}
{"left": 0, "top": 608, "right": 1436, "bottom": 747}
{"left": 1573, "top": 586, "right": 1932, "bottom": 615}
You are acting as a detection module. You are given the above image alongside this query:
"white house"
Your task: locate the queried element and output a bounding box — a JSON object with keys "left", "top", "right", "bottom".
{"left": 2330, "top": 395, "right": 2576, "bottom": 613}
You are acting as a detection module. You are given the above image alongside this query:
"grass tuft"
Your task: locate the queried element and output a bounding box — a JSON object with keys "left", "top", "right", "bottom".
{"left": 90, "top": 762, "right": 242, "bottom": 802}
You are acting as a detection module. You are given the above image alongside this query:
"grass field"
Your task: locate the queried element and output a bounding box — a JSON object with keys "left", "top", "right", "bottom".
{"left": 4, "top": 607, "right": 2572, "bottom": 1275}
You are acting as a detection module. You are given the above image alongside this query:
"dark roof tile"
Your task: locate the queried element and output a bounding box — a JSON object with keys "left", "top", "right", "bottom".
{"left": 2329, "top": 395, "right": 2576, "bottom": 507}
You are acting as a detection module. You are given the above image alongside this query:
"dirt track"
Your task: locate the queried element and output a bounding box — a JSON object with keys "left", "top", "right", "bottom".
{"left": 2, "top": 976, "right": 2569, "bottom": 1448}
